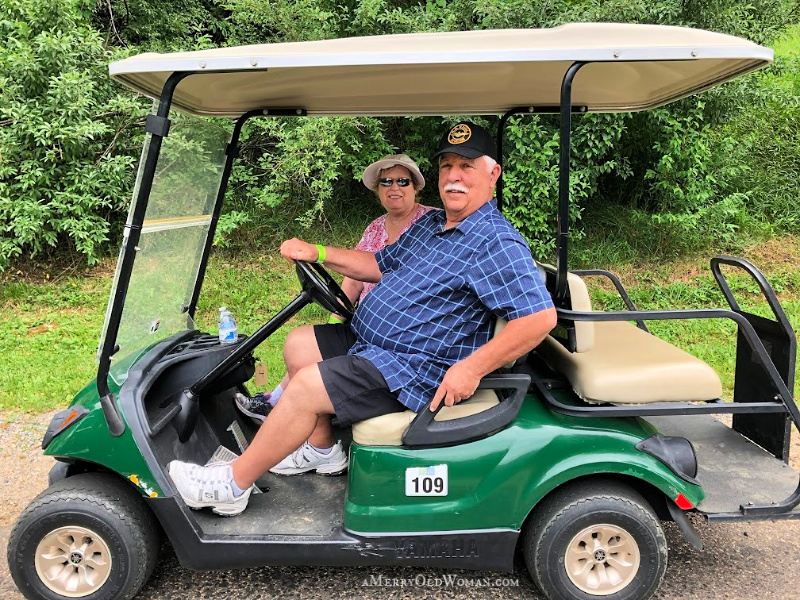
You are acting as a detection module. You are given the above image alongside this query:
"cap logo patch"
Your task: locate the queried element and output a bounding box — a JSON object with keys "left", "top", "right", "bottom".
{"left": 448, "top": 124, "right": 472, "bottom": 145}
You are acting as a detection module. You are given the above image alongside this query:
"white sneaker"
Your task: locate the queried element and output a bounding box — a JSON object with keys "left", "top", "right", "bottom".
{"left": 269, "top": 441, "right": 348, "bottom": 476}
{"left": 168, "top": 460, "right": 252, "bottom": 516}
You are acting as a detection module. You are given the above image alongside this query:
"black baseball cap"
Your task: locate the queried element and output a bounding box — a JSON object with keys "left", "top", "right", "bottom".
{"left": 433, "top": 121, "right": 497, "bottom": 162}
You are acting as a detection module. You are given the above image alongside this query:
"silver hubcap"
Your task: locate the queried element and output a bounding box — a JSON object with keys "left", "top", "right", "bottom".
{"left": 34, "top": 526, "right": 113, "bottom": 597}
{"left": 565, "top": 523, "right": 640, "bottom": 595}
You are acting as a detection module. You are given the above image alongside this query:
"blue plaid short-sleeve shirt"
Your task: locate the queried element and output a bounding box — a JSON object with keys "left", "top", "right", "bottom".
{"left": 349, "top": 199, "right": 552, "bottom": 412}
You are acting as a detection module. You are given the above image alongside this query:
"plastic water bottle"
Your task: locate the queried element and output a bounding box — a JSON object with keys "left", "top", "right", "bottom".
{"left": 218, "top": 307, "right": 238, "bottom": 344}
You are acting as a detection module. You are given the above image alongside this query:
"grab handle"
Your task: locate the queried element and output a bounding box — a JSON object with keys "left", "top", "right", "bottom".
{"left": 710, "top": 255, "right": 794, "bottom": 334}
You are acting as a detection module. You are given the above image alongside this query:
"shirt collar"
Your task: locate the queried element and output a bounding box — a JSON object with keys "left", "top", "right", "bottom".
{"left": 433, "top": 198, "right": 497, "bottom": 236}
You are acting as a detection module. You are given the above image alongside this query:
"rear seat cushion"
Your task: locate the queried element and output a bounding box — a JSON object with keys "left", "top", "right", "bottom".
{"left": 538, "top": 321, "right": 723, "bottom": 404}
{"left": 351, "top": 389, "right": 500, "bottom": 446}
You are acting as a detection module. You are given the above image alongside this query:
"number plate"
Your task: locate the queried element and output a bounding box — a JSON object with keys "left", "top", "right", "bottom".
{"left": 405, "top": 464, "right": 448, "bottom": 497}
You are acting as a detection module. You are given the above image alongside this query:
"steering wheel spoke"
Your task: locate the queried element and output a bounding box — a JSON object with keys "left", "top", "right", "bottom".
{"left": 295, "top": 261, "right": 355, "bottom": 321}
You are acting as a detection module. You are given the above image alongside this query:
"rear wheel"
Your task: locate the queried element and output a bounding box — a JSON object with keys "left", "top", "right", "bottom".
{"left": 523, "top": 480, "right": 667, "bottom": 600}
{"left": 8, "top": 472, "right": 161, "bottom": 600}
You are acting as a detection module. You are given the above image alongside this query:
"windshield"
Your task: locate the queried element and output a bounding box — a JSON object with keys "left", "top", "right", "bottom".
{"left": 99, "top": 113, "right": 230, "bottom": 384}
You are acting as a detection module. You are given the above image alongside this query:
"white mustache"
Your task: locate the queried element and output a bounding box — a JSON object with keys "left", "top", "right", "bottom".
{"left": 444, "top": 185, "right": 468, "bottom": 194}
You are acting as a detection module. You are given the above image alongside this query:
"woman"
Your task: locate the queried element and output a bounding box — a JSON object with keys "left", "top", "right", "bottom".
{"left": 236, "top": 154, "right": 433, "bottom": 424}
{"left": 333, "top": 153, "right": 433, "bottom": 315}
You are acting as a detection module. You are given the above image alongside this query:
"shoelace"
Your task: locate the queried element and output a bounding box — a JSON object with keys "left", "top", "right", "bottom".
{"left": 290, "top": 444, "right": 315, "bottom": 468}
{"left": 246, "top": 398, "right": 267, "bottom": 410}
{"left": 189, "top": 463, "right": 230, "bottom": 486}
{"left": 238, "top": 392, "right": 271, "bottom": 407}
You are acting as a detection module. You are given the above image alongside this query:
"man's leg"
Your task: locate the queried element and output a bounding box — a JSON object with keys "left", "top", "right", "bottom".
{"left": 168, "top": 353, "right": 402, "bottom": 515}
{"left": 231, "top": 363, "right": 335, "bottom": 489}
{"left": 167, "top": 362, "right": 336, "bottom": 516}
{"left": 262, "top": 320, "right": 352, "bottom": 408}
{"left": 278, "top": 323, "right": 358, "bottom": 448}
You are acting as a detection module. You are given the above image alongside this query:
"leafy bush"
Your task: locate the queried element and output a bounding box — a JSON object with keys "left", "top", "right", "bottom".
{"left": 94, "top": 0, "right": 230, "bottom": 51}
{"left": 223, "top": 117, "right": 394, "bottom": 233}
{"left": 0, "top": 0, "right": 147, "bottom": 268}
{"left": 501, "top": 113, "right": 628, "bottom": 259}
{"left": 713, "top": 26, "right": 800, "bottom": 232}
{"left": 3, "top": 0, "right": 799, "bottom": 268}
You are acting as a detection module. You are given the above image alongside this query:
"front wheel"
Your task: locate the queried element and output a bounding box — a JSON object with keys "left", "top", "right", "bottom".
{"left": 8, "top": 472, "right": 161, "bottom": 600}
{"left": 523, "top": 480, "right": 667, "bottom": 600}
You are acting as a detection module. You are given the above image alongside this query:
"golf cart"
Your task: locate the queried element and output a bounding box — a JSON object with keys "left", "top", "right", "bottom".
{"left": 8, "top": 23, "right": 799, "bottom": 600}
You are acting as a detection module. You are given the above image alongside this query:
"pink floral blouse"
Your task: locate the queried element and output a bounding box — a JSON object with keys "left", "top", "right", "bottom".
{"left": 354, "top": 203, "right": 434, "bottom": 303}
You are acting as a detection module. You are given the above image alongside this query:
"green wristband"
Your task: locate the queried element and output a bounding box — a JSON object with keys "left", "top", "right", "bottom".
{"left": 328, "top": 314, "right": 345, "bottom": 324}
{"left": 315, "top": 244, "right": 326, "bottom": 264}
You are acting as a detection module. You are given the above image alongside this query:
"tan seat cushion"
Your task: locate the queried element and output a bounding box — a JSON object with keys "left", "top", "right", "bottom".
{"left": 535, "top": 264, "right": 595, "bottom": 352}
{"left": 538, "top": 321, "right": 722, "bottom": 404}
{"left": 352, "top": 389, "right": 500, "bottom": 446}
{"left": 566, "top": 273, "right": 594, "bottom": 352}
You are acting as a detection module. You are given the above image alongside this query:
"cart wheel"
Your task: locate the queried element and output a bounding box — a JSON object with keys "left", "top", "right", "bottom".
{"left": 7, "top": 472, "right": 161, "bottom": 600}
{"left": 523, "top": 480, "right": 667, "bottom": 600}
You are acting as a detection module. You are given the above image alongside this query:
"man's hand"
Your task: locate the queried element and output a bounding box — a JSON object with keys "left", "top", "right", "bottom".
{"left": 429, "top": 360, "right": 482, "bottom": 411}
{"left": 280, "top": 238, "right": 319, "bottom": 264}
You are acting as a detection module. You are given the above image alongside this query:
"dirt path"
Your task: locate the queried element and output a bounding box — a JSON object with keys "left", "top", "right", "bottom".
{"left": 0, "top": 412, "right": 56, "bottom": 527}
{"left": 2, "top": 410, "right": 800, "bottom": 599}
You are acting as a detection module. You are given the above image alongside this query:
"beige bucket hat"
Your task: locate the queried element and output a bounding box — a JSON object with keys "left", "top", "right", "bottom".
{"left": 362, "top": 154, "right": 426, "bottom": 191}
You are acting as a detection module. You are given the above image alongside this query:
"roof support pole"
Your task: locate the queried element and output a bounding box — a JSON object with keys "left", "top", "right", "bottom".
{"left": 188, "top": 109, "right": 263, "bottom": 319}
{"left": 186, "top": 108, "right": 307, "bottom": 319}
{"left": 556, "top": 61, "right": 586, "bottom": 304}
{"left": 95, "top": 71, "right": 191, "bottom": 436}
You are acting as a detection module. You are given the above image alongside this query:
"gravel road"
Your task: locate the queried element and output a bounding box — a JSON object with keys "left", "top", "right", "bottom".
{"left": 3, "top": 410, "right": 800, "bottom": 600}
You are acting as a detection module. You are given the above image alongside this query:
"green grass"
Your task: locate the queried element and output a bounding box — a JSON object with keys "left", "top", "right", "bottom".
{"left": 0, "top": 272, "right": 109, "bottom": 410}
{"left": 195, "top": 254, "right": 335, "bottom": 392}
{"left": 0, "top": 252, "right": 350, "bottom": 412}
{"left": 2, "top": 234, "right": 799, "bottom": 412}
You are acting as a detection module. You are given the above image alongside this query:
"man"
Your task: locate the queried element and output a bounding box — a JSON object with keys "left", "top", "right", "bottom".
{"left": 168, "top": 122, "right": 557, "bottom": 516}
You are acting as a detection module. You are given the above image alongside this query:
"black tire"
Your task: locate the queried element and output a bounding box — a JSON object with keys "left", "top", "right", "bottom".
{"left": 523, "top": 480, "right": 667, "bottom": 600}
{"left": 7, "top": 472, "right": 161, "bottom": 600}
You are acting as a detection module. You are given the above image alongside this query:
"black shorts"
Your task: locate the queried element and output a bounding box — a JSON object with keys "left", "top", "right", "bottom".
{"left": 314, "top": 324, "right": 407, "bottom": 426}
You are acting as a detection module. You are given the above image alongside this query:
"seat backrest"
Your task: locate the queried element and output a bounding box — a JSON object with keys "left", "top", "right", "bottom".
{"left": 566, "top": 272, "right": 594, "bottom": 353}
{"left": 492, "top": 264, "right": 594, "bottom": 361}
{"left": 536, "top": 263, "right": 594, "bottom": 353}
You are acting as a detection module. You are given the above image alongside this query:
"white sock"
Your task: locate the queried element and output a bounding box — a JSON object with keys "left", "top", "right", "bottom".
{"left": 268, "top": 384, "right": 284, "bottom": 406}
{"left": 230, "top": 478, "right": 247, "bottom": 497}
{"left": 311, "top": 443, "right": 333, "bottom": 455}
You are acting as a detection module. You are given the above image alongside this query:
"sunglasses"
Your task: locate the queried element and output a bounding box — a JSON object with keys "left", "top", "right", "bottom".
{"left": 378, "top": 177, "right": 412, "bottom": 187}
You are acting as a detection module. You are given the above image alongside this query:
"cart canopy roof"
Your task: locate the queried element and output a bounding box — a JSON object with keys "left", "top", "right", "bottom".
{"left": 109, "top": 23, "right": 772, "bottom": 118}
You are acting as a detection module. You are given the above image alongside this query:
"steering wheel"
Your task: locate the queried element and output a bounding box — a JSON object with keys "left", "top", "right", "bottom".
{"left": 295, "top": 261, "right": 355, "bottom": 321}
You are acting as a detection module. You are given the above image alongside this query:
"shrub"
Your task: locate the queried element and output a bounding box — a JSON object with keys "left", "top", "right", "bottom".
{"left": 205, "top": 0, "right": 800, "bottom": 253}
{"left": 0, "top": 0, "right": 147, "bottom": 268}
{"left": 501, "top": 113, "right": 629, "bottom": 259}
{"left": 714, "top": 26, "right": 800, "bottom": 232}
{"left": 4, "top": 0, "right": 798, "bottom": 267}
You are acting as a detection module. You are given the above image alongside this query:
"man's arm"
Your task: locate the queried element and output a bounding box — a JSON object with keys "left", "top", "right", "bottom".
{"left": 280, "top": 238, "right": 382, "bottom": 283}
{"left": 429, "top": 307, "right": 557, "bottom": 411}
